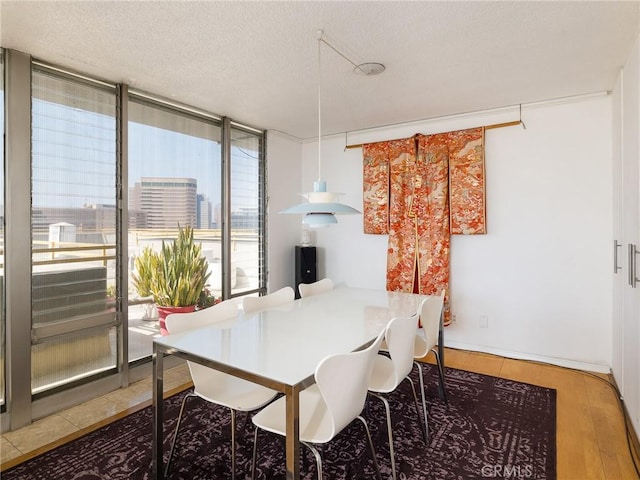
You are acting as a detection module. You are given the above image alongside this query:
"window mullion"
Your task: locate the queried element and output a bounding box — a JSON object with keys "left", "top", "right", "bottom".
{"left": 221, "top": 117, "right": 232, "bottom": 299}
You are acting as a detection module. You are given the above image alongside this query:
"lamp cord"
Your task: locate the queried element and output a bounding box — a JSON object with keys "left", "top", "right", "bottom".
{"left": 317, "top": 32, "right": 322, "bottom": 182}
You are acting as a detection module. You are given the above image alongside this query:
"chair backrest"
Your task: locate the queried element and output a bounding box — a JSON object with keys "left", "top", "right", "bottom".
{"left": 419, "top": 290, "right": 445, "bottom": 352}
{"left": 385, "top": 314, "right": 421, "bottom": 386}
{"left": 165, "top": 299, "right": 239, "bottom": 334}
{"left": 315, "top": 329, "right": 385, "bottom": 439}
{"left": 298, "top": 278, "right": 334, "bottom": 298}
{"left": 165, "top": 300, "right": 241, "bottom": 392}
{"left": 242, "top": 286, "right": 295, "bottom": 314}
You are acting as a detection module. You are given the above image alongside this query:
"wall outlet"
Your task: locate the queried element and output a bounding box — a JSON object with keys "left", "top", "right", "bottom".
{"left": 479, "top": 315, "right": 489, "bottom": 328}
{"left": 451, "top": 314, "right": 457, "bottom": 323}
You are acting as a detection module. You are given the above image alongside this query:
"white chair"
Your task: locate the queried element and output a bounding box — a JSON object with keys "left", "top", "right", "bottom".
{"left": 164, "top": 301, "right": 278, "bottom": 480}
{"left": 250, "top": 330, "right": 386, "bottom": 480}
{"left": 413, "top": 290, "right": 447, "bottom": 439}
{"left": 369, "top": 315, "right": 426, "bottom": 480}
{"left": 242, "top": 286, "right": 295, "bottom": 314}
{"left": 298, "top": 277, "right": 334, "bottom": 298}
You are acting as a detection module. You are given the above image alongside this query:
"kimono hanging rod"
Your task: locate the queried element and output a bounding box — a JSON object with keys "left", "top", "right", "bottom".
{"left": 344, "top": 120, "right": 522, "bottom": 150}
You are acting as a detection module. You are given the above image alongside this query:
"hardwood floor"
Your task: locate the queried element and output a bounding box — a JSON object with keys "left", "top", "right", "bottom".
{"left": 428, "top": 348, "right": 640, "bottom": 480}
{"left": 2, "top": 349, "right": 639, "bottom": 479}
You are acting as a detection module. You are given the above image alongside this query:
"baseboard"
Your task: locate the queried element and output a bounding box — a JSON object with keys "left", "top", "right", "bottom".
{"left": 444, "top": 340, "right": 611, "bottom": 374}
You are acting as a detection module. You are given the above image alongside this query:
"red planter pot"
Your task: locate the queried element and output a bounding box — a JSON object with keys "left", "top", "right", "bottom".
{"left": 157, "top": 305, "right": 197, "bottom": 335}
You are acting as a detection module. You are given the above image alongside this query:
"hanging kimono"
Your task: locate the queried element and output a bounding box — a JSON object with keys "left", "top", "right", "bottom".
{"left": 362, "top": 127, "right": 485, "bottom": 325}
{"left": 362, "top": 139, "right": 414, "bottom": 235}
{"left": 448, "top": 128, "right": 486, "bottom": 234}
{"left": 386, "top": 134, "right": 451, "bottom": 322}
{"left": 386, "top": 136, "right": 420, "bottom": 289}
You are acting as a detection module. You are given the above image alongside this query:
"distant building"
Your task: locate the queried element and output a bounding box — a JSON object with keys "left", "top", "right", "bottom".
{"left": 128, "top": 208, "right": 149, "bottom": 230}
{"left": 32, "top": 204, "right": 116, "bottom": 233}
{"left": 231, "top": 207, "right": 259, "bottom": 230}
{"left": 196, "top": 194, "right": 212, "bottom": 229}
{"left": 208, "top": 204, "right": 258, "bottom": 230}
{"left": 212, "top": 204, "right": 221, "bottom": 229}
{"left": 129, "top": 177, "right": 197, "bottom": 229}
{"left": 27, "top": 181, "right": 256, "bottom": 235}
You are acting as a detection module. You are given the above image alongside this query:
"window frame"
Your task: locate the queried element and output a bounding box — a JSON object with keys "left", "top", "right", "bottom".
{"left": 1, "top": 52, "right": 268, "bottom": 427}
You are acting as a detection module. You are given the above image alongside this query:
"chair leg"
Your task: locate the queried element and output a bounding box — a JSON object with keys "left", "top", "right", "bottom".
{"left": 414, "top": 361, "right": 429, "bottom": 445}
{"left": 371, "top": 393, "right": 396, "bottom": 480}
{"left": 302, "top": 441, "right": 323, "bottom": 480}
{"left": 251, "top": 427, "right": 259, "bottom": 480}
{"left": 356, "top": 416, "right": 383, "bottom": 480}
{"left": 431, "top": 348, "right": 449, "bottom": 404}
{"left": 229, "top": 408, "right": 237, "bottom": 480}
{"left": 406, "top": 377, "right": 428, "bottom": 444}
{"left": 301, "top": 437, "right": 310, "bottom": 472}
{"left": 165, "top": 392, "right": 196, "bottom": 476}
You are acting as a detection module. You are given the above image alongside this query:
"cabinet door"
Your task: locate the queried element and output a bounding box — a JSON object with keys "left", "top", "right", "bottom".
{"left": 621, "top": 39, "right": 640, "bottom": 437}
{"left": 611, "top": 76, "right": 624, "bottom": 381}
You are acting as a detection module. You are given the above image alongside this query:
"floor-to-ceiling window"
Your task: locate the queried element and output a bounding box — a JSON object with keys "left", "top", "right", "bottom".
{"left": 1, "top": 49, "right": 266, "bottom": 428}
{"left": 0, "top": 50, "right": 5, "bottom": 407}
{"left": 31, "top": 66, "right": 118, "bottom": 395}
{"left": 127, "top": 96, "right": 223, "bottom": 362}
{"left": 230, "top": 125, "right": 265, "bottom": 295}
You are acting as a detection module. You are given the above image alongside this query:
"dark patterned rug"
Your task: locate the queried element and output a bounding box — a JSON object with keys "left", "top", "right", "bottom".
{"left": 2, "top": 364, "right": 556, "bottom": 480}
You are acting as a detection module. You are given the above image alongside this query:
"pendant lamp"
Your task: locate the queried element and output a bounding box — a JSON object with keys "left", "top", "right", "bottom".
{"left": 280, "top": 29, "right": 384, "bottom": 228}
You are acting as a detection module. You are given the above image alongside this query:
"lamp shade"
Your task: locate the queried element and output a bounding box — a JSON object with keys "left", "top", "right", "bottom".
{"left": 280, "top": 180, "right": 360, "bottom": 228}
{"left": 302, "top": 213, "right": 338, "bottom": 228}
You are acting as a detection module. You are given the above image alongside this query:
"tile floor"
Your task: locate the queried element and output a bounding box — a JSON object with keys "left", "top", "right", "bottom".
{"left": 0, "top": 362, "right": 192, "bottom": 466}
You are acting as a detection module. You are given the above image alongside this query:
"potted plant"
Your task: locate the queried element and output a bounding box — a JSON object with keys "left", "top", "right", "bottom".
{"left": 132, "top": 225, "right": 211, "bottom": 335}
{"left": 197, "top": 285, "right": 219, "bottom": 310}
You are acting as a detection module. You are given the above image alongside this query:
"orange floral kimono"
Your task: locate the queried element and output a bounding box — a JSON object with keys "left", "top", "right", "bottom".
{"left": 363, "top": 128, "right": 485, "bottom": 325}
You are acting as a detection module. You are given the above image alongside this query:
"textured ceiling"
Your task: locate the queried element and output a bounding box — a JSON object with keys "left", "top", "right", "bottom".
{"left": 1, "top": 1, "right": 638, "bottom": 139}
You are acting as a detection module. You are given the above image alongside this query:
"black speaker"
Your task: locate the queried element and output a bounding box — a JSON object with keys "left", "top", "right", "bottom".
{"left": 295, "top": 246, "right": 317, "bottom": 298}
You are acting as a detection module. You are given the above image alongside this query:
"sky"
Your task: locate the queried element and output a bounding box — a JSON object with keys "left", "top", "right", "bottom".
{"left": 30, "top": 98, "right": 259, "bottom": 212}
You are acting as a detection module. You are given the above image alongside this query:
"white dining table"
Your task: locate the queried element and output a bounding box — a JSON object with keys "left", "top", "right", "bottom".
{"left": 151, "top": 286, "right": 437, "bottom": 480}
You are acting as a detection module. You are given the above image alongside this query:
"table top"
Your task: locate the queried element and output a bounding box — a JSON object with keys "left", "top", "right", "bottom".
{"left": 154, "top": 286, "right": 424, "bottom": 389}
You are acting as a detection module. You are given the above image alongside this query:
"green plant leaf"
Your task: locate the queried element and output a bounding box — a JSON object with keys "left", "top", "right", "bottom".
{"left": 134, "top": 225, "right": 211, "bottom": 307}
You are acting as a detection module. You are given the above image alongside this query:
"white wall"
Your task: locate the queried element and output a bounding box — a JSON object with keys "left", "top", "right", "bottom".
{"left": 265, "top": 131, "right": 304, "bottom": 291}
{"left": 289, "top": 96, "right": 613, "bottom": 372}
{"left": 450, "top": 98, "right": 612, "bottom": 370}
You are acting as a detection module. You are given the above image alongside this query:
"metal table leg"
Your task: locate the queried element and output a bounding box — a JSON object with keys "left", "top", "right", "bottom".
{"left": 437, "top": 313, "right": 448, "bottom": 403}
{"left": 284, "top": 385, "right": 301, "bottom": 480}
{"left": 152, "top": 344, "right": 164, "bottom": 480}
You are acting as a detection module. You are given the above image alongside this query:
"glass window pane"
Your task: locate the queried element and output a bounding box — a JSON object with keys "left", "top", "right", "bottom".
{"left": 31, "top": 68, "right": 117, "bottom": 394}
{"left": 0, "top": 50, "right": 5, "bottom": 406}
{"left": 230, "top": 127, "right": 264, "bottom": 295}
{"left": 127, "top": 99, "right": 222, "bottom": 362}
